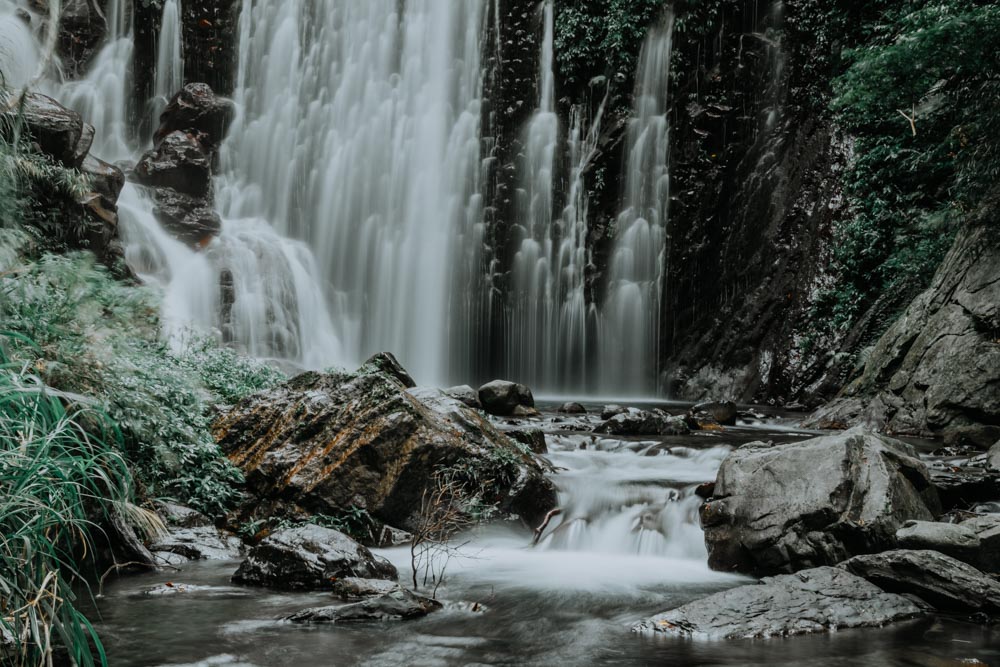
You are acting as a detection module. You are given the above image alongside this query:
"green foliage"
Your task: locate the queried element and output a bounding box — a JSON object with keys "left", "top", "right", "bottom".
{"left": 0, "top": 340, "right": 135, "bottom": 667}
{"left": 817, "top": 0, "right": 1000, "bottom": 330}
{"left": 554, "top": 0, "right": 665, "bottom": 91}
{"left": 0, "top": 253, "right": 283, "bottom": 516}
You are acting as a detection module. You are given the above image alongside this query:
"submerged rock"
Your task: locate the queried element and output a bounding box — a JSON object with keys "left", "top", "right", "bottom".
{"left": 633, "top": 566, "right": 921, "bottom": 639}
{"left": 214, "top": 355, "right": 557, "bottom": 531}
{"left": 840, "top": 550, "right": 1000, "bottom": 615}
{"left": 285, "top": 587, "right": 441, "bottom": 623}
{"left": 701, "top": 428, "right": 940, "bottom": 576}
{"left": 478, "top": 379, "right": 537, "bottom": 417}
{"left": 232, "top": 525, "right": 396, "bottom": 591}
{"left": 593, "top": 409, "right": 689, "bottom": 437}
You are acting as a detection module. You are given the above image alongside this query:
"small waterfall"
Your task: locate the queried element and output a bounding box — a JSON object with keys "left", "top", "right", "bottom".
{"left": 599, "top": 13, "right": 676, "bottom": 395}
{"left": 0, "top": 2, "right": 40, "bottom": 90}
{"left": 218, "top": 0, "right": 487, "bottom": 384}
{"left": 150, "top": 0, "right": 183, "bottom": 128}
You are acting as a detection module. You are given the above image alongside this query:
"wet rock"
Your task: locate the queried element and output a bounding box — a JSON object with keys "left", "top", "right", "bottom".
{"left": 695, "top": 482, "right": 716, "bottom": 500}
{"left": 988, "top": 441, "right": 1000, "bottom": 473}
{"left": 633, "top": 566, "right": 921, "bottom": 639}
{"left": 156, "top": 501, "right": 212, "bottom": 529}
{"left": 2, "top": 92, "right": 87, "bottom": 167}
{"left": 558, "top": 402, "right": 587, "bottom": 414}
{"left": 373, "top": 525, "right": 412, "bottom": 548}
{"left": 444, "top": 384, "right": 481, "bottom": 409}
{"left": 151, "top": 188, "right": 222, "bottom": 248}
{"left": 285, "top": 587, "right": 441, "bottom": 623}
{"left": 601, "top": 404, "right": 627, "bottom": 420}
{"left": 690, "top": 400, "right": 738, "bottom": 426}
{"left": 593, "top": 409, "right": 690, "bottom": 437}
{"left": 134, "top": 131, "right": 213, "bottom": 198}
{"left": 80, "top": 155, "right": 125, "bottom": 209}
{"left": 331, "top": 577, "right": 401, "bottom": 601}
{"left": 701, "top": 428, "right": 940, "bottom": 576}
{"left": 364, "top": 352, "right": 415, "bottom": 388}
{"left": 215, "top": 356, "right": 557, "bottom": 532}
{"left": 30, "top": 0, "right": 106, "bottom": 75}
{"left": 153, "top": 83, "right": 235, "bottom": 151}
{"left": 895, "top": 520, "right": 981, "bottom": 566}
{"left": 931, "top": 465, "right": 1000, "bottom": 512}
{"left": 478, "top": 379, "right": 536, "bottom": 417}
{"left": 505, "top": 428, "right": 547, "bottom": 454}
{"left": 232, "top": 525, "right": 396, "bottom": 591}
{"left": 141, "top": 583, "right": 249, "bottom": 598}
{"left": 150, "top": 526, "right": 243, "bottom": 563}
{"left": 840, "top": 550, "right": 1000, "bottom": 614}
{"left": 959, "top": 515, "right": 1000, "bottom": 572}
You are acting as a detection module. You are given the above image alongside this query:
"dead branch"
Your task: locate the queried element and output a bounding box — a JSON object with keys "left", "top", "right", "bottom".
{"left": 532, "top": 508, "right": 563, "bottom": 546}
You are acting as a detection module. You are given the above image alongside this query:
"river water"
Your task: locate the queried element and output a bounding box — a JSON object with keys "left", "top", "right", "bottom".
{"left": 91, "top": 412, "right": 999, "bottom": 666}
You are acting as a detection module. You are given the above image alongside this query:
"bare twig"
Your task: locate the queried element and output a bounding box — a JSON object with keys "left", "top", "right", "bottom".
{"left": 531, "top": 508, "right": 563, "bottom": 545}
{"left": 897, "top": 107, "right": 917, "bottom": 136}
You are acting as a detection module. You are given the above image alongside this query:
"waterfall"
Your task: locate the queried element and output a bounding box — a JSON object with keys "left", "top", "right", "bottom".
{"left": 0, "top": 2, "right": 40, "bottom": 90}
{"left": 217, "top": 0, "right": 487, "bottom": 385}
{"left": 599, "top": 12, "right": 676, "bottom": 395}
{"left": 150, "top": 0, "right": 183, "bottom": 129}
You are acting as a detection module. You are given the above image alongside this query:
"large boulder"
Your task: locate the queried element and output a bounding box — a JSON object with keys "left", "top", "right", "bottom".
{"left": 960, "top": 514, "right": 1000, "bottom": 572}
{"left": 232, "top": 525, "right": 396, "bottom": 591}
{"left": 133, "top": 130, "right": 213, "bottom": 198}
{"left": 895, "top": 520, "right": 981, "bottom": 566}
{"left": 2, "top": 92, "right": 90, "bottom": 167}
{"left": 153, "top": 83, "right": 235, "bottom": 151}
{"left": 478, "top": 379, "right": 537, "bottom": 416}
{"left": 80, "top": 155, "right": 125, "bottom": 210}
{"left": 285, "top": 587, "right": 441, "bottom": 623}
{"left": 701, "top": 428, "right": 940, "bottom": 576}
{"left": 214, "top": 355, "right": 557, "bottom": 531}
{"left": 151, "top": 188, "right": 222, "bottom": 249}
{"left": 840, "top": 550, "right": 1000, "bottom": 614}
{"left": 632, "top": 566, "right": 921, "bottom": 639}
{"left": 593, "top": 408, "right": 690, "bottom": 437}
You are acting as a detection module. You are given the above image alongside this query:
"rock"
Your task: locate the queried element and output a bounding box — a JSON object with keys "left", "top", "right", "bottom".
{"left": 151, "top": 187, "right": 222, "bottom": 248}
{"left": 30, "top": 0, "right": 105, "bottom": 75}
{"left": 444, "top": 384, "right": 480, "bottom": 409}
{"left": 931, "top": 465, "right": 1000, "bottom": 512}
{"left": 285, "top": 587, "right": 441, "bottom": 623}
{"left": 959, "top": 515, "right": 1000, "bottom": 572}
{"left": 478, "top": 379, "right": 535, "bottom": 417}
{"left": 133, "top": 131, "right": 213, "bottom": 198}
{"left": 690, "top": 400, "right": 738, "bottom": 426}
{"left": 232, "top": 525, "right": 396, "bottom": 591}
{"left": 840, "top": 550, "right": 1000, "bottom": 614}
{"left": 695, "top": 482, "right": 716, "bottom": 499}
{"left": 2, "top": 92, "right": 87, "bottom": 167}
{"left": 331, "top": 577, "right": 401, "bottom": 600}
{"left": 373, "top": 525, "right": 412, "bottom": 548}
{"left": 156, "top": 501, "right": 212, "bottom": 529}
{"left": 601, "top": 404, "right": 627, "bottom": 420}
{"left": 80, "top": 155, "right": 125, "bottom": 209}
{"left": 593, "top": 409, "right": 690, "bottom": 437}
{"left": 895, "top": 520, "right": 981, "bottom": 566}
{"left": 988, "top": 441, "right": 1000, "bottom": 473}
{"left": 701, "top": 428, "right": 940, "bottom": 576}
{"left": 153, "top": 83, "right": 235, "bottom": 151}
{"left": 558, "top": 402, "right": 587, "bottom": 414}
{"left": 215, "top": 356, "right": 557, "bottom": 532}
{"left": 363, "top": 351, "right": 415, "bottom": 388}
{"left": 141, "top": 583, "right": 249, "bottom": 598}
{"left": 632, "top": 566, "right": 921, "bottom": 639}
{"left": 150, "top": 526, "right": 243, "bottom": 562}
{"left": 505, "top": 428, "right": 547, "bottom": 454}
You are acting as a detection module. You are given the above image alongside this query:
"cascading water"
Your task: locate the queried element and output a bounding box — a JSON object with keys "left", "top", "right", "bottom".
{"left": 217, "top": 0, "right": 487, "bottom": 384}
{"left": 599, "top": 12, "right": 676, "bottom": 395}
{"left": 0, "top": 2, "right": 40, "bottom": 90}
{"left": 150, "top": 0, "right": 183, "bottom": 128}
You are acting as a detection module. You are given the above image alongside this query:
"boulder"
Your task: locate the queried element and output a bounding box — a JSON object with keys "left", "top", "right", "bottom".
{"left": 505, "top": 428, "right": 547, "bottom": 454}
{"left": 331, "top": 577, "right": 401, "bottom": 601}
{"left": 30, "top": 0, "right": 105, "bottom": 75}
{"left": 600, "top": 404, "right": 627, "bottom": 420}
{"left": 959, "top": 515, "right": 1000, "bottom": 572}
{"left": 134, "top": 130, "right": 213, "bottom": 198}
{"left": 989, "top": 441, "right": 1000, "bottom": 473}
{"left": 151, "top": 188, "right": 222, "bottom": 248}
{"left": 931, "top": 465, "right": 1000, "bottom": 512}
{"left": 232, "top": 525, "right": 396, "bottom": 591}
{"left": 632, "top": 566, "right": 921, "bottom": 639}
{"left": 690, "top": 400, "right": 738, "bottom": 426}
{"left": 895, "top": 520, "right": 980, "bottom": 566}
{"left": 156, "top": 501, "right": 212, "bottom": 529}
{"left": 558, "top": 402, "right": 587, "bottom": 414}
{"left": 701, "top": 428, "right": 940, "bottom": 576}
{"left": 478, "top": 379, "right": 536, "bottom": 417}
{"left": 444, "top": 384, "right": 480, "bottom": 409}
{"left": 153, "top": 83, "right": 235, "bottom": 151}
{"left": 80, "top": 155, "right": 125, "bottom": 209}
{"left": 2, "top": 92, "right": 87, "bottom": 167}
{"left": 150, "top": 526, "right": 243, "bottom": 563}
{"left": 593, "top": 409, "right": 690, "bottom": 437}
{"left": 285, "top": 587, "right": 441, "bottom": 623}
{"left": 840, "top": 550, "right": 1000, "bottom": 614}
{"left": 214, "top": 356, "right": 557, "bottom": 531}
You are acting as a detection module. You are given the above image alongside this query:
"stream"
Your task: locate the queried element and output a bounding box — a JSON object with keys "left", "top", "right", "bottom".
{"left": 91, "top": 411, "right": 999, "bottom": 666}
